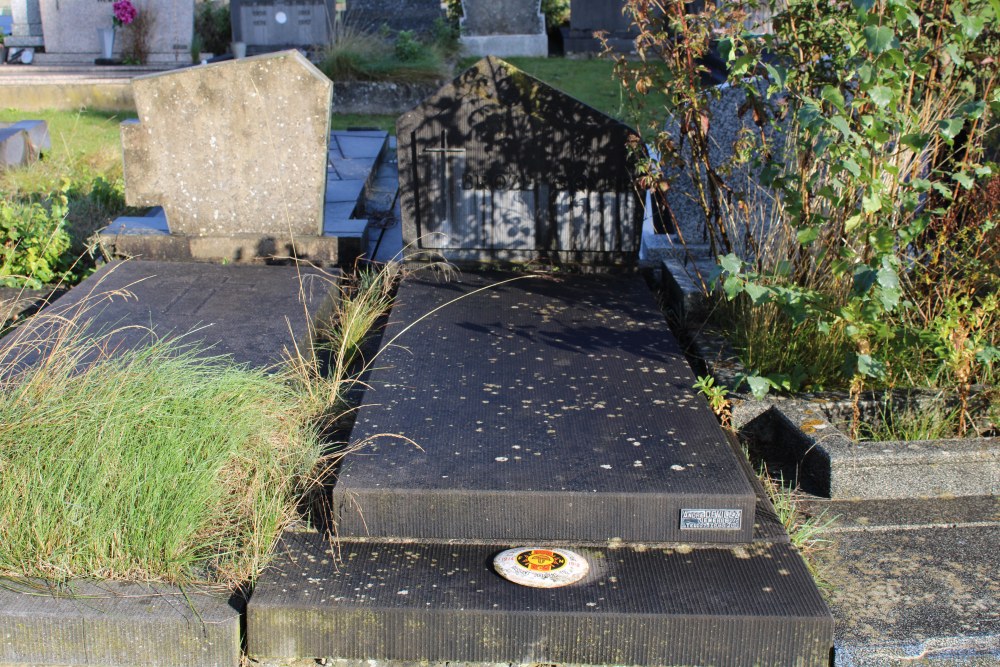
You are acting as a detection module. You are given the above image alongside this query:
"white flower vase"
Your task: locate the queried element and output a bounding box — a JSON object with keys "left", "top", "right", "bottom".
{"left": 98, "top": 27, "right": 115, "bottom": 60}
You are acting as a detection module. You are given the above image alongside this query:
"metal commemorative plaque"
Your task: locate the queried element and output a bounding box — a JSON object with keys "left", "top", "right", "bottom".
{"left": 493, "top": 547, "right": 590, "bottom": 588}
{"left": 680, "top": 509, "right": 743, "bottom": 531}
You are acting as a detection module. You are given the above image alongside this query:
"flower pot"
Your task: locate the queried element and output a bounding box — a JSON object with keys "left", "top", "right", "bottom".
{"left": 98, "top": 27, "right": 115, "bottom": 59}
{"left": 231, "top": 41, "right": 246, "bottom": 59}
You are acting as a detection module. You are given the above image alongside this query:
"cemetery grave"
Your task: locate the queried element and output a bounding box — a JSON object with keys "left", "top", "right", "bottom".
{"left": 99, "top": 51, "right": 396, "bottom": 266}
{"left": 247, "top": 58, "right": 833, "bottom": 667}
{"left": 1, "top": 54, "right": 834, "bottom": 666}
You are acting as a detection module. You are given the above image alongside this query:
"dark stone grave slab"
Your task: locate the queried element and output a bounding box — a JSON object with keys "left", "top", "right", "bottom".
{"left": 565, "top": 0, "right": 637, "bottom": 53}
{"left": 248, "top": 532, "right": 833, "bottom": 666}
{"left": 397, "top": 57, "right": 644, "bottom": 266}
{"left": 1, "top": 260, "right": 336, "bottom": 371}
{"left": 334, "top": 271, "right": 757, "bottom": 543}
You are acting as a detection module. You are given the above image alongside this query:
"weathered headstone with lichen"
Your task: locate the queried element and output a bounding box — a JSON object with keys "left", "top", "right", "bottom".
{"left": 121, "top": 50, "right": 332, "bottom": 237}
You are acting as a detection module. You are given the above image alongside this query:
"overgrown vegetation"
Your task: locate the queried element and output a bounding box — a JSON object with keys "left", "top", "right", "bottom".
{"left": 757, "top": 466, "right": 834, "bottom": 591}
{"left": 317, "top": 18, "right": 455, "bottom": 83}
{"left": 0, "top": 110, "right": 134, "bottom": 289}
{"left": 0, "top": 261, "right": 401, "bottom": 586}
{"left": 194, "top": 0, "right": 231, "bottom": 56}
{"left": 606, "top": 0, "right": 999, "bottom": 435}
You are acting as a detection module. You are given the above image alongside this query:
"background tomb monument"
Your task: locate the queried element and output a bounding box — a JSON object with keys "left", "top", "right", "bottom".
{"left": 459, "top": 0, "right": 547, "bottom": 57}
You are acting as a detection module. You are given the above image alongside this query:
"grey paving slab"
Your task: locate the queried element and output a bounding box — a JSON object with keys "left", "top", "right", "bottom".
{"left": 102, "top": 214, "right": 170, "bottom": 235}
{"left": 0, "top": 579, "right": 239, "bottom": 667}
{"left": 328, "top": 159, "right": 375, "bottom": 182}
{"left": 790, "top": 496, "right": 1000, "bottom": 666}
{"left": 331, "top": 131, "right": 387, "bottom": 159}
{"left": 248, "top": 532, "right": 832, "bottom": 666}
{"left": 324, "top": 179, "right": 366, "bottom": 204}
{"left": 1, "top": 260, "right": 336, "bottom": 371}
{"left": 323, "top": 203, "right": 361, "bottom": 231}
{"left": 335, "top": 272, "right": 758, "bottom": 543}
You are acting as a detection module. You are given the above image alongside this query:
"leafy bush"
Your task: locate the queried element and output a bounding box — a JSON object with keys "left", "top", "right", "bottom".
{"left": 606, "top": 0, "right": 999, "bottom": 420}
{"left": 541, "top": 0, "right": 570, "bottom": 29}
{"left": 0, "top": 193, "right": 72, "bottom": 289}
{"left": 195, "top": 1, "right": 231, "bottom": 56}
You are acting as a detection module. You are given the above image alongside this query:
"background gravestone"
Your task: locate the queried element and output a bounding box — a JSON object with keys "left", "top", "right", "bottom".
{"left": 121, "top": 50, "right": 331, "bottom": 237}
{"left": 7, "top": 0, "right": 44, "bottom": 49}
{"left": 36, "top": 0, "right": 193, "bottom": 64}
{"left": 564, "top": 0, "right": 636, "bottom": 53}
{"left": 662, "top": 80, "right": 786, "bottom": 255}
{"left": 343, "top": 0, "right": 443, "bottom": 34}
{"left": 460, "top": 0, "right": 546, "bottom": 57}
{"left": 230, "top": 0, "right": 334, "bottom": 52}
{"left": 397, "top": 57, "right": 644, "bottom": 266}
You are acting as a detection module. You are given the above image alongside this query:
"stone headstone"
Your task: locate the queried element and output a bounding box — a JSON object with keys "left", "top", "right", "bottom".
{"left": 0, "top": 129, "right": 31, "bottom": 170}
{"left": 121, "top": 50, "right": 332, "bottom": 237}
{"left": 459, "top": 0, "right": 546, "bottom": 57}
{"left": 230, "top": 0, "right": 333, "bottom": 51}
{"left": 6, "top": 0, "right": 44, "bottom": 49}
{"left": 397, "top": 57, "right": 644, "bottom": 266}
{"left": 36, "top": 0, "right": 193, "bottom": 64}
{"left": 344, "top": 0, "right": 443, "bottom": 35}
{"left": 663, "top": 80, "right": 786, "bottom": 254}
{"left": 564, "top": 0, "right": 636, "bottom": 53}
{"left": 0, "top": 120, "right": 51, "bottom": 156}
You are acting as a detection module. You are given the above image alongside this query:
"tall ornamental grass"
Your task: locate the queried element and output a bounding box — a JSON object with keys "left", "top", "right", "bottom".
{"left": 0, "top": 328, "right": 324, "bottom": 587}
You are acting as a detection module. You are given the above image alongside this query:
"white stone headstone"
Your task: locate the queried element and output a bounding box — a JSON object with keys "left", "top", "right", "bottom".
{"left": 37, "top": 0, "right": 193, "bottom": 64}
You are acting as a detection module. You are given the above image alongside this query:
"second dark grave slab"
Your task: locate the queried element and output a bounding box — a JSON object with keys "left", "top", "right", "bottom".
{"left": 334, "top": 271, "right": 757, "bottom": 543}
{"left": 248, "top": 531, "right": 833, "bottom": 666}
{"left": 1, "top": 260, "right": 337, "bottom": 371}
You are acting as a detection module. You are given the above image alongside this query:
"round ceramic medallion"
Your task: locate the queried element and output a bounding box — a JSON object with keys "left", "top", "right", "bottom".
{"left": 493, "top": 547, "right": 590, "bottom": 588}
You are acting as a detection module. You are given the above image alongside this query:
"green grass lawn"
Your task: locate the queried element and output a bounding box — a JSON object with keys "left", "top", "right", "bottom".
{"left": 458, "top": 56, "right": 668, "bottom": 131}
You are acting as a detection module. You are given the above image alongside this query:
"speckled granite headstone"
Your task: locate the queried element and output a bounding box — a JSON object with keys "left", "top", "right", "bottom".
{"left": 460, "top": 0, "right": 542, "bottom": 34}
{"left": 121, "top": 50, "right": 332, "bottom": 237}
{"left": 664, "top": 80, "right": 787, "bottom": 251}
{"left": 459, "top": 0, "right": 546, "bottom": 56}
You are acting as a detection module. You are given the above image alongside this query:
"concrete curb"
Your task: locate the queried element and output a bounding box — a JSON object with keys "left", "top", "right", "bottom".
{"left": 0, "top": 578, "right": 241, "bottom": 666}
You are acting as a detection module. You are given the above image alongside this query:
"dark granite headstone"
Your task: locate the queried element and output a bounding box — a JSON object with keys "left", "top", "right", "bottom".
{"left": 344, "top": 0, "right": 443, "bottom": 34}
{"left": 397, "top": 57, "right": 644, "bottom": 266}
{"left": 231, "top": 0, "right": 334, "bottom": 49}
{"left": 565, "top": 0, "right": 637, "bottom": 53}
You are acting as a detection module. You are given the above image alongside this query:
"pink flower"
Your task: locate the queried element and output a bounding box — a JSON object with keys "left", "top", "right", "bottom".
{"left": 112, "top": 0, "right": 137, "bottom": 28}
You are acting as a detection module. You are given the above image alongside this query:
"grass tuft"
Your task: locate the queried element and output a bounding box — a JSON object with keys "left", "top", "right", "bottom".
{"left": 0, "top": 329, "right": 322, "bottom": 586}
{"left": 0, "top": 260, "right": 406, "bottom": 587}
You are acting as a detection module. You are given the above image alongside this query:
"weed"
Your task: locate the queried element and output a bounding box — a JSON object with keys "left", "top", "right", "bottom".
{"left": 855, "top": 403, "right": 962, "bottom": 442}
{"left": 757, "top": 466, "right": 835, "bottom": 593}
{"left": 693, "top": 374, "right": 731, "bottom": 429}
{"left": 0, "top": 320, "right": 323, "bottom": 586}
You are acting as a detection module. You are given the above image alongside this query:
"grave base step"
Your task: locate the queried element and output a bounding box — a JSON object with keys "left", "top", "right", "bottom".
{"left": 248, "top": 532, "right": 833, "bottom": 667}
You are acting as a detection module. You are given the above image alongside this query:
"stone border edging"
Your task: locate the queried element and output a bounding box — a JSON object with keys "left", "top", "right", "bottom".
{"left": 0, "top": 578, "right": 240, "bottom": 666}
